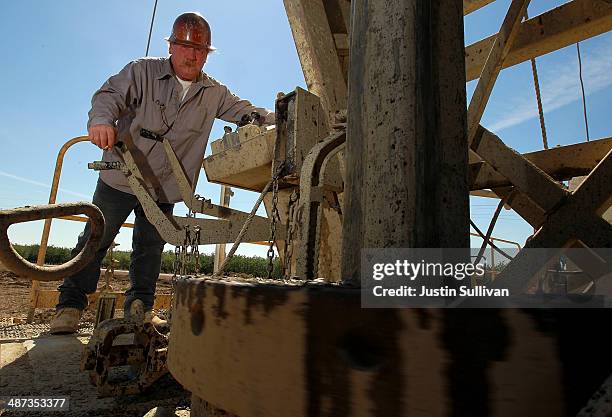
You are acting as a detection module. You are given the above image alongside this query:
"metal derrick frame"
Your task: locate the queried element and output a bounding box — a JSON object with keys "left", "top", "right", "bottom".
{"left": 0, "top": 0, "right": 608, "bottom": 313}
{"left": 464, "top": 0, "right": 612, "bottom": 290}
{"left": 166, "top": 2, "right": 612, "bottom": 416}
{"left": 183, "top": 0, "right": 612, "bottom": 286}
{"left": 284, "top": 0, "right": 612, "bottom": 288}
{"left": 0, "top": 0, "right": 608, "bottom": 305}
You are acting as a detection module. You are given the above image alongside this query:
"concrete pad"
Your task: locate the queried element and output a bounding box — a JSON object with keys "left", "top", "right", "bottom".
{"left": 0, "top": 342, "right": 28, "bottom": 366}
{"left": 0, "top": 342, "right": 34, "bottom": 396}
{"left": 23, "top": 335, "right": 115, "bottom": 413}
{"left": 1, "top": 335, "right": 187, "bottom": 416}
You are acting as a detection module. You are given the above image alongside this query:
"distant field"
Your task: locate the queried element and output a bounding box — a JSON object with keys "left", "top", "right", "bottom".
{"left": 13, "top": 244, "right": 282, "bottom": 278}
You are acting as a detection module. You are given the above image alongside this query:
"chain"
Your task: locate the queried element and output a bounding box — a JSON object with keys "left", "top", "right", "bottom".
{"left": 171, "top": 205, "right": 201, "bottom": 278}
{"left": 169, "top": 208, "right": 199, "bottom": 323}
{"left": 283, "top": 190, "right": 299, "bottom": 278}
{"left": 213, "top": 171, "right": 280, "bottom": 278}
{"left": 180, "top": 205, "right": 198, "bottom": 276}
{"left": 266, "top": 163, "right": 283, "bottom": 280}
{"left": 181, "top": 226, "right": 191, "bottom": 276}
{"left": 191, "top": 225, "right": 201, "bottom": 276}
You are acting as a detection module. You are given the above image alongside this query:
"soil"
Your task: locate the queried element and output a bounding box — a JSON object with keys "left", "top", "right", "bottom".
{"left": 0, "top": 271, "right": 191, "bottom": 417}
{"left": 0, "top": 270, "right": 175, "bottom": 323}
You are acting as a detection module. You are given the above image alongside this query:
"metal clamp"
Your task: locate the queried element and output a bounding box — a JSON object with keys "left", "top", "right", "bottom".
{"left": 81, "top": 318, "right": 168, "bottom": 397}
{"left": 88, "top": 161, "right": 124, "bottom": 171}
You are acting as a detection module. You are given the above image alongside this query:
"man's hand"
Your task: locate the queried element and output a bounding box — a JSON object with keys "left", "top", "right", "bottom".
{"left": 88, "top": 124, "right": 117, "bottom": 150}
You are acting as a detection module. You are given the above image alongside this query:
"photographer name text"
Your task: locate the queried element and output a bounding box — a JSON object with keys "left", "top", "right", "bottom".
{"left": 372, "top": 285, "right": 509, "bottom": 297}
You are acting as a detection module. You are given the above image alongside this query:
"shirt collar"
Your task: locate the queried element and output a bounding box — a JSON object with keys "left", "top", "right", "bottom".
{"left": 156, "top": 58, "right": 174, "bottom": 80}
{"left": 156, "top": 58, "right": 215, "bottom": 87}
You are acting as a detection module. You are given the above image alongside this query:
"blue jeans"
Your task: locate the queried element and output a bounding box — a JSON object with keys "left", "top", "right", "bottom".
{"left": 57, "top": 179, "right": 173, "bottom": 312}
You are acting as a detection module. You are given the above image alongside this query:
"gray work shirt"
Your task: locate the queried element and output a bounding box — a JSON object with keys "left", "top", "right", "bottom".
{"left": 89, "top": 57, "right": 274, "bottom": 203}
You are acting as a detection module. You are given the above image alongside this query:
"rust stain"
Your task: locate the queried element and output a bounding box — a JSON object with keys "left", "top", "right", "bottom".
{"left": 213, "top": 283, "right": 229, "bottom": 323}
{"left": 190, "top": 301, "right": 205, "bottom": 336}
{"left": 305, "top": 285, "right": 406, "bottom": 417}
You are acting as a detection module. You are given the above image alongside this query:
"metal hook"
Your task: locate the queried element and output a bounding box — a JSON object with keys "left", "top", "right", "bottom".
{"left": 0, "top": 202, "right": 105, "bottom": 281}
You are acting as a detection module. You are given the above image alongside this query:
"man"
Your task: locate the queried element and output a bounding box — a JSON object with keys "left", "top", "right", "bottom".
{"left": 50, "top": 12, "right": 274, "bottom": 334}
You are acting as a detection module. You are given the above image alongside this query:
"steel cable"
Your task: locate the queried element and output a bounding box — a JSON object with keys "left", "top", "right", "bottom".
{"left": 576, "top": 42, "right": 591, "bottom": 141}
{"left": 145, "top": 0, "right": 159, "bottom": 56}
{"left": 525, "top": 9, "right": 549, "bottom": 149}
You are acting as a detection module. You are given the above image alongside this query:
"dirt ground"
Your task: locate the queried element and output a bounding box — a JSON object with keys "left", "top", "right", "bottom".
{"left": 0, "top": 271, "right": 192, "bottom": 417}
{"left": 0, "top": 270, "right": 175, "bottom": 322}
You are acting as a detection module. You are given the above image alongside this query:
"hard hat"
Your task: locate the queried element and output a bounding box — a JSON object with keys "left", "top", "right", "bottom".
{"left": 166, "top": 12, "right": 216, "bottom": 51}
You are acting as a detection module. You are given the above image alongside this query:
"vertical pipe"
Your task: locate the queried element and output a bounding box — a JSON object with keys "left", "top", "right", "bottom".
{"left": 341, "top": 0, "right": 469, "bottom": 283}
{"left": 28, "top": 136, "right": 89, "bottom": 322}
{"left": 213, "top": 186, "right": 233, "bottom": 273}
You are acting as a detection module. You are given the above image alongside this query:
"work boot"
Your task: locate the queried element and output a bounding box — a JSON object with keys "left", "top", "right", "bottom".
{"left": 127, "top": 300, "right": 168, "bottom": 329}
{"left": 126, "top": 299, "right": 145, "bottom": 323}
{"left": 49, "top": 307, "right": 82, "bottom": 335}
{"left": 144, "top": 311, "right": 168, "bottom": 327}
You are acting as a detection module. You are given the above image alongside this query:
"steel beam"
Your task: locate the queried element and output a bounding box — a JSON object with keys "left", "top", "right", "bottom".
{"left": 464, "top": 0, "right": 497, "bottom": 15}
{"left": 470, "top": 137, "right": 612, "bottom": 190}
{"left": 284, "top": 0, "right": 347, "bottom": 121}
{"left": 466, "top": 0, "right": 612, "bottom": 81}
{"left": 467, "top": 0, "right": 531, "bottom": 142}
{"left": 493, "top": 186, "right": 546, "bottom": 227}
{"left": 214, "top": 186, "right": 233, "bottom": 274}
{"left": 472, "top": 127, "right": 568, "bottom": 212}
{"left": 492, "top": 150, "right": 612, "bottom": 293}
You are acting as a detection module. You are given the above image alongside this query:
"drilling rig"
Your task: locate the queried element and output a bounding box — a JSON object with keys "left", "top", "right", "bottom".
{"left": 1, "top": 0, "right": 612, "bottom": 416}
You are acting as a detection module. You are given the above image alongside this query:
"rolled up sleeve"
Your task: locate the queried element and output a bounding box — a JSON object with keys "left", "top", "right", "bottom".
{"left": 216, "top": 84, "right": 275, "bottom": 126}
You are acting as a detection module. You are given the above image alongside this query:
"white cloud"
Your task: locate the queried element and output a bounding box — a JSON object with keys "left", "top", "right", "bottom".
{"left": 0, "top": 170, "right": 90, "bottom": 200}
{"left": 486, "top": 36, "right": 612, "bottom": 132}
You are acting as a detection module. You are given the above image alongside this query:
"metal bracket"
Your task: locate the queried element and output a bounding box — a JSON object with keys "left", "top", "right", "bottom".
{"left": 114, "top": 140, "right": 282, "bottom": 246}
{"left": 81, "top": 318, "right": 168, "bottom": 397}
{"left": 294, "top": 130, "right": 346, "bottom": 280}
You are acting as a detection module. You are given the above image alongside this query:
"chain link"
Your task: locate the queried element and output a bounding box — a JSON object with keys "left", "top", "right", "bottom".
{"left": 282, "top": 190, "right": 299, "bottom": 278}
{"left": 213, "top": 168, "right": 281, "bottom": 278}
{"left": 266, "top": 163, "right": 284, "bottom": 280}
{"left": 182, "top": 226, "right": 191, "bottom": 276}
{"left": 170, "top": 206, "right": 201, "bottom": 323}
{"left": 192, "top": 225, "right": 201, "bottom": 277}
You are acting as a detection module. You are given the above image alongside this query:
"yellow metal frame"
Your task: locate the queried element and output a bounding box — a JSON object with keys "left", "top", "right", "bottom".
{"left": 27, "top": 136, "right": 134, "bottom": 322}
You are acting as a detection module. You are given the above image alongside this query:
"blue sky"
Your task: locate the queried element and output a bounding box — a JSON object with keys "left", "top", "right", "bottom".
{"left": 0, "top": 0, "right": 610, "bottom": 258}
